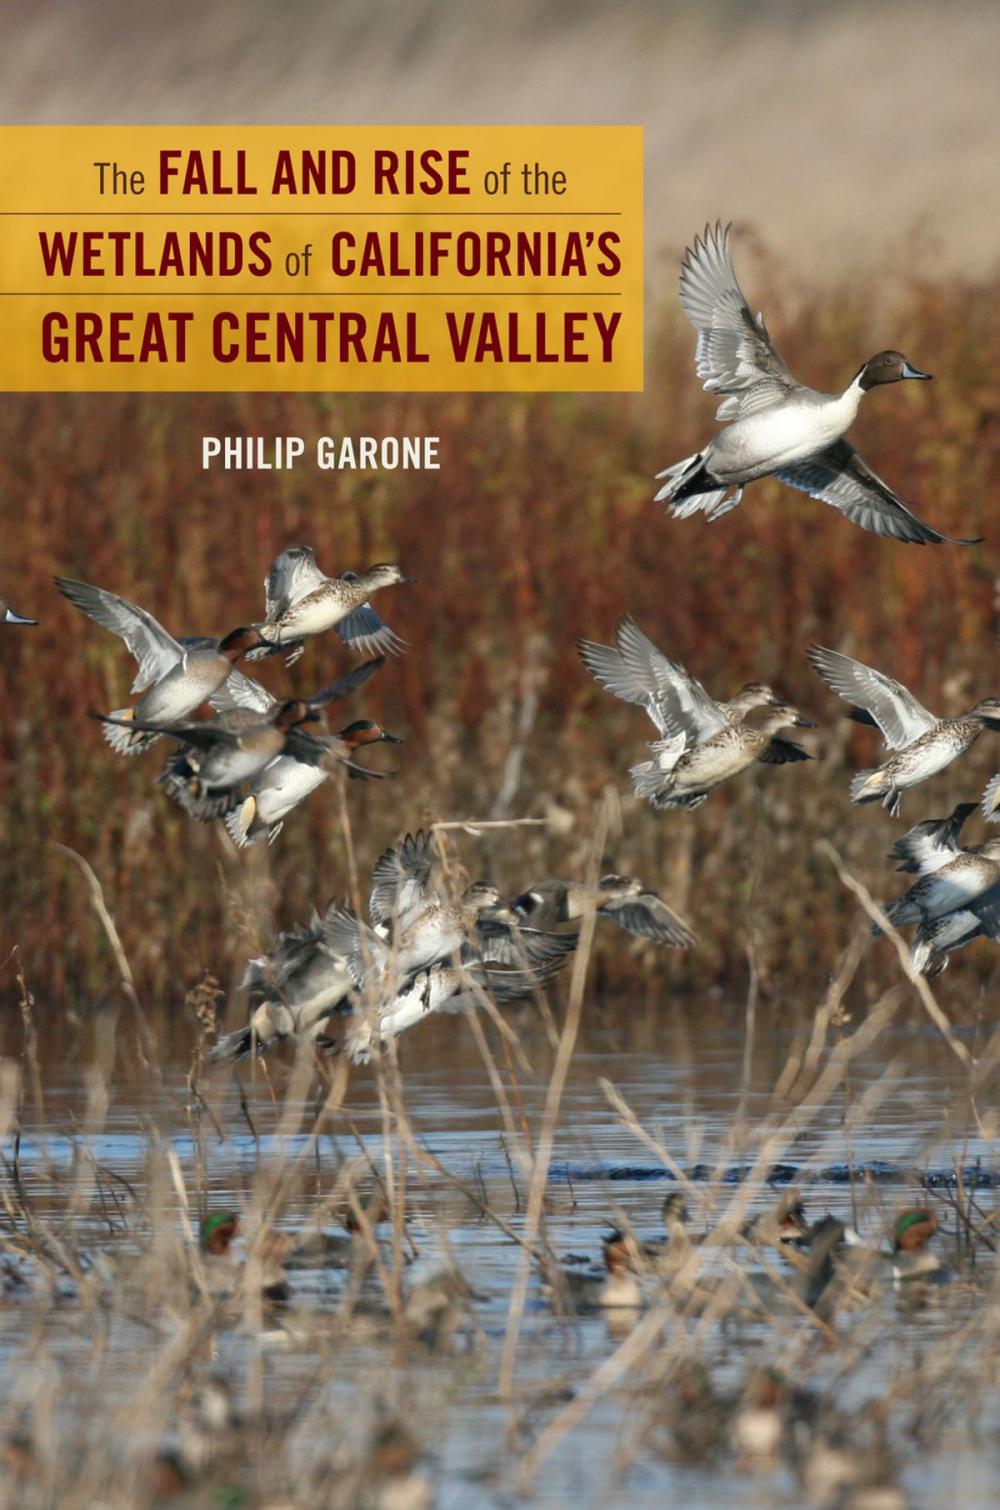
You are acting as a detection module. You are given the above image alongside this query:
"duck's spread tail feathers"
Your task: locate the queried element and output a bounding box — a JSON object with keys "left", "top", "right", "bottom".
{"left": 654, "top": 453, "right": 742, "bottom": 521}
{"left": 102, "top": 707, "right": 159, "bottom": 757}
{"left": 224, "top": 796, "right": 268, "bottom": 848}
{"left": 629, "top": 758, "right": 664, "bottom": 802}
{"left": 629, "top": 733, "right": 687, "bottom": 802}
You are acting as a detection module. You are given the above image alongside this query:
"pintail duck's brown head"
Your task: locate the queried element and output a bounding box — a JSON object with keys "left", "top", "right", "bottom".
{"left": 775, "top": 1189, "right": 809, "bottom": 1240}
{"left": 602, "top": 1229, "right": 636, "bottom": 1277}
{"left": 857, "top": 350, "right": 931, "bottom": 390}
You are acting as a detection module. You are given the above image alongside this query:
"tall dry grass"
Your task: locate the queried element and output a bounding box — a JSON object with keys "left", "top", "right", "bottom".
{"left": 3, "top": 251, "right": 1000, "bottom": 1024}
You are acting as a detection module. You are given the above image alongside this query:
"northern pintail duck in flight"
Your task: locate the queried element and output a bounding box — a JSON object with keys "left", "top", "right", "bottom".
{"left": 56, "top": 576, "right": 268, "bottom": 755}
{"left": 873, "top": 801, "right": 1000, "bottom": 948}
{"left": 206, "top": 655, "right": 399, "bottom": 845}
{"left": 654, "top": 223, "right": 974, "bottom": 545}
{"left": 579, "top": 615, "right": 812, "bottom": 808}
{"left": 0, "top": 596, "right": 36, "bottom": 625}
{"left": 248, "top": 547, "right": 414, "bottom": 666}
{"left": 211, "top": 904, "right": 356, "bottom": 1063}
{"left": 511, "top": 874, "right": 696, "bottom": 949}
{"left": 809, "top": 644, "right": 1000, "bottom": 817}
{"left": 882, "top": 802, "right": 1000, "bottom": 974}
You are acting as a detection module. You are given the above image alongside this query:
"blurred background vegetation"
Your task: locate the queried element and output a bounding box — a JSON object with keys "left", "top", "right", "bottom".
{"left": 3, "top": 246, "right": 1000, "bottom": 1030}
{"left": 5, "top": 0, "right": 1000, "bottom": 1038}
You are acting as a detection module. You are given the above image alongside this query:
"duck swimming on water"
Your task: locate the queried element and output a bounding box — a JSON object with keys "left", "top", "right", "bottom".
{"left": 654, "top": 222, "right": 975, "bottom": 545}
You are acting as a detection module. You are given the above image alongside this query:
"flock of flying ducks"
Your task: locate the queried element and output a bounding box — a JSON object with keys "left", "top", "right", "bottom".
{"left": 4, "top": 220, "right": 997, "bottom": 1059}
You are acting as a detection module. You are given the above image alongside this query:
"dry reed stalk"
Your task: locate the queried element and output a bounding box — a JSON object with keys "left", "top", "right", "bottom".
{"left": 819, "top": 840, "right": 974, "bottom": 1069}
{"left": 498, "top": 799, "right": 609, "bottom": 1408}
{"left": 51, "top": 840, "right": 160, "bottom": 1080}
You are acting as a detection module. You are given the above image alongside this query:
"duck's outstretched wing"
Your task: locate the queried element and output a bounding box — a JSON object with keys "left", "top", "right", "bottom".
{"left": 210, "top": 667, "right": 276, "bottom": 717}
{"left": 475, "top": 917, "right": 579, "bottom": 968}
{"left": 93, "top": 710, "right": 240, "bottom": 750}
{"left": 263, "top": 546, "right": 325, "bottom": 618}
{"left": 807, "top": 644, "right": 937, "bottom": 751}
{"left": 336, "top": 603, "right": 406, "bottom": 658}
{"left": 322, "top": 905, "right": 388, "bottom": 989}
{"left": 56, "top": 576, "right": 184, "bottom": 694}
{"left": 776, "top": 441, "right": 980, "bottom": 546}
{"left": 578, "top": 622, "right": 673, "bottom": 737}
{"left": 617, "top": 615, "right": 726, "bottom": 742}
{"left": 368, "top": 829, "right": 439, "bottom": 929}
{"left": 307, "top": 655, "right": 386, "bottom": 707}
{"left": 578, "top": 615, "right": 724, "bottom": 744}
{"left": 758, "top": 737, "right": 812, "bottom": 765}
{"left": 889, "top": 803, "right": 977, "bottom": 875}
{"left": 601, "top": 891, "right": 698, "bottom": 949}
{"left": 240, "top": 916, "right": 324, "bottom": 994}
{"left": 679, "top": 221, "right": 795, "bottom": 419}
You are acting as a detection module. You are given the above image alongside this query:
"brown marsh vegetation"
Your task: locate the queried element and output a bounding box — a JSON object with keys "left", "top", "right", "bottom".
{"left": 3, "top": 241, "right": 1000, "bottom": 1505}
{"left": 2, "top": 250, "right": 1000, "bottom": 1031}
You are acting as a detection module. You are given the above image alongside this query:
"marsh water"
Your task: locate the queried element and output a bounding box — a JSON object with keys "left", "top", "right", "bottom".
{"left": 4, "top": 1004, "right": 1000, "bottom": 1508}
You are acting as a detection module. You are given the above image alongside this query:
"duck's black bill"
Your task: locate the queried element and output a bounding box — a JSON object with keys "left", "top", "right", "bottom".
{"left": 379, "top": 731, "right": 405, "bottom": 744}
{"left": 900, "top": 362, "right": 932, "bottom": 380}
{"left": 794, "top": 715, "right": 817, "bottom": 728}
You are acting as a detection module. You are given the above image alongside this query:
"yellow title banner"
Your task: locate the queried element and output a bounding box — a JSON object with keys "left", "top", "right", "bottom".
{"left": 0, "top": 126, "right": 643, "bottom": 392}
